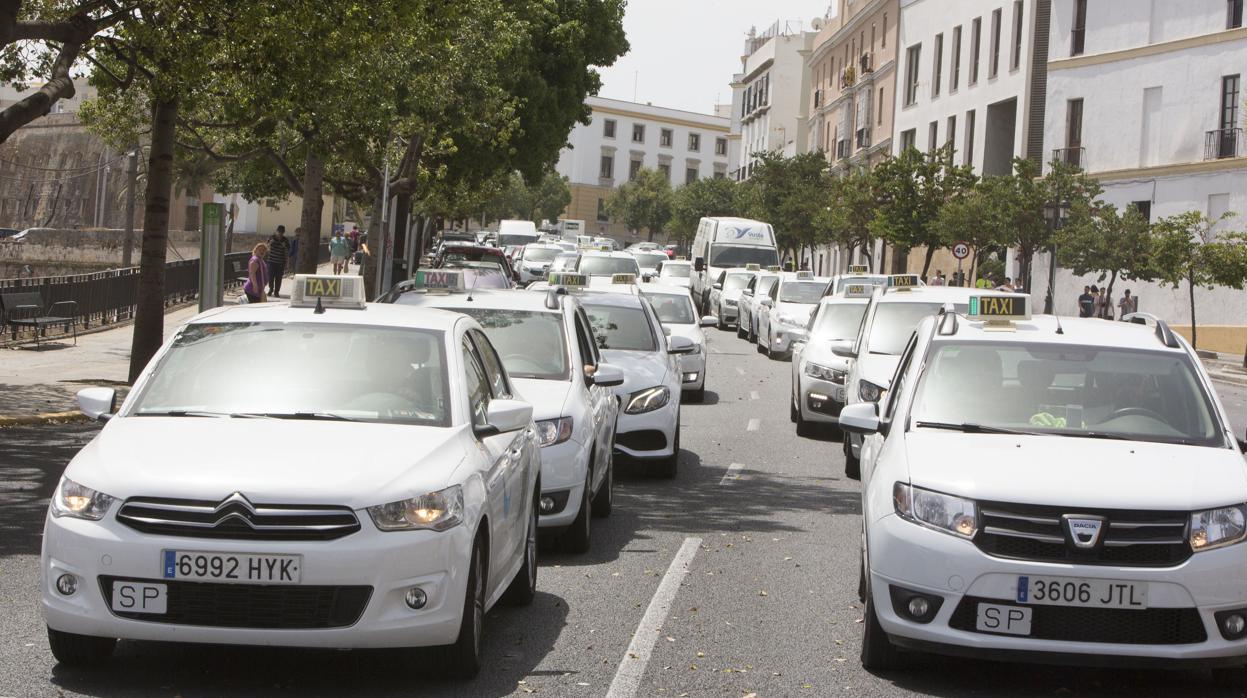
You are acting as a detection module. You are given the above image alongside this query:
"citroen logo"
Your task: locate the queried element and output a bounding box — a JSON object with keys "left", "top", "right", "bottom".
{"left": 213, "top": 492, "right": 259, "bottom": 528}
{"left": 1063, "top": 515, "right": 1106, "bottom": 549}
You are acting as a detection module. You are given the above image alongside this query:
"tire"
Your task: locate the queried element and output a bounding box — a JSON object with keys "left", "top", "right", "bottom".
{"left": 736, "top": 322, "right": 747, "bottom": 339}
{"left": 443, "top": 536, "right": 486, "bottom": 678}
{"left": 504, "top": 492, "right": 538, "bottom": 606}
{"left": 653, "top": 426, "right": 679, "bottom": 479}
{"left": 844, "top": 437, "right": 862, "bottom": 480}
{"left": 796, "top": 407, "right": 817, "bottom": 438}
{"left": 860, "top": 577, "right": 902, "bottom": 671}
{"left": 748, "top": 322, "right": 757, "bottom": 343}
{"left": 591, "top": 451, "right": 612, "bottom": 518}
{"left": 716, "top": 305, "right": 728, "bottom": 331}
{"left": 47, "top": 628, "right": 115, "bottom": 667}
{"left": 562, "top": 473, "right": 593, "bottom": 554}
{"left": 790, "top": 391, "right": 799, "bottom": 423}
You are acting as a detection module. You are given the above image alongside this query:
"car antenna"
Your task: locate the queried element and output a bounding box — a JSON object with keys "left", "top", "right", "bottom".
{"left": 465, "top": 269, "right": 481, "bottom": 302}
{"left": 1054, "top": 309, "right": 1064, "bottom": 334}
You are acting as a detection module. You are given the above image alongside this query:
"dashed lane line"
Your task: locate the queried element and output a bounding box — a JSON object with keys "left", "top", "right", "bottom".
{"left": 719, "top": 462, "right": 745, "bottom": 485}
{"left": 735, "top": 367, "right": 745, "bottom": 376}
{"left": 749, "top": 390, "right": 759, "bottom": 400}
{"left": 747, "top": 418, "right": 760, "bottom": 431}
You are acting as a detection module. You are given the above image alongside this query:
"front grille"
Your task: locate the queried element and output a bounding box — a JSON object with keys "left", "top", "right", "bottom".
{"left": 100, "top": 576, "right": 371, "bottom": 629}
{"left": 117, "top": 496, "right": 361, "bottom": 541}
{"left": 616, "top": 430, "right": 667, "bottom": 452}
{"left": 974, "top": 501, "right": 1190, "bottom": 567}
{"left": 949, "top": 596, "right": 1206, "bottom": 645}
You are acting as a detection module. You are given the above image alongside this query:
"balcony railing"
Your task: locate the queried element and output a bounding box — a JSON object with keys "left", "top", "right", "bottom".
{"left": 1206, "top": 128, "right": 1244, "bottom": 160}
{"left": 1052, "top": 147, "right": 1086, "bottom": 169}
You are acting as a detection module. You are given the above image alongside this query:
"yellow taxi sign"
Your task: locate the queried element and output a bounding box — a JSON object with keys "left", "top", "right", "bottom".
{"left": 744, "top": 263, "right": 761, "bottom": 271}
{"left": 612, "top": 273, "right": 637, "bottom": 285}
{"left": 888, "top": 274, "right": 920, "bottom": 290}
{"left": 766, "top": 265, "right": 781, "bottom": 272}
{"left": 796, "top": 270, "right": 814, "bottom": 280}
{"left": 968, "top": 295, "right": 1031, "bottom": 322}
{"left": 291, "top": 274, "right": 365, "bottom": 309}
{"left": 847, "top": 264, "right": 870, "bottom": 274}
{"left": 843, "top": 284, "right": 874, "bottom": 298}
{"left": 412, "top": 269, "right": 465, "bottom": 293}
{"left": 598, "top": 244, "right": 613, "bottom": 252}
{"left": 675, "top": 256, "right": 687, "bottom": 261}
{"left": 548, "top": 272, "right": 588, "bottom": 288}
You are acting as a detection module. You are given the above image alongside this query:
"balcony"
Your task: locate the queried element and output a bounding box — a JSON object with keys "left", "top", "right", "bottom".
{"left": 1052, "top": 147, "right": 1086, "bottom": 169}
{"left": 860, "top": 52, "right": 873, "bottom": 74}
{"left": 1205, "top": 128, "right": 1244, "bottom": 160}
{"left": 856, "top": 128, "right": 871, "bottom": 150}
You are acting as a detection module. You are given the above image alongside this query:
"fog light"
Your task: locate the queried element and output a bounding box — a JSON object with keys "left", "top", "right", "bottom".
{"left": 540, "top": 496, "right": 555, "bottom": 513}
{"left": 55, "top": 573, "right": 77, "bottom": 596}
{"left": 1217, "top": 609, "right": 1247, "bottom": 640}
{"left": 404, "top": 587, "right": 427, "bottom": 610}
{"left": 888, "top": 584, "right": 943, "bottom": 624}
{"left": 809, "top": 393, "right": 829, "bottom": 402}
{"left": 907, "top": 596, "right": 930, "bottom": 619}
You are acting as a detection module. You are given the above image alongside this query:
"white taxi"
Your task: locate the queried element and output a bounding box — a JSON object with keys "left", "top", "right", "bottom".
{"left": 386, "top": 270, "right": 624, "bottom": 554}
{"left": 44, "top": 276, "right": 540, "bottom": 677}
{"left": 843, "top": 297, "right": 1247, "bottom": 681}
{"left": 640, "top": 283, "right": 716, "bottom": 402}
{"left": 755, "top": 271, "right": 831, "bottom": 360}
{"left": 654, "top": 259, "right": 694, "bottom": 293}
{"left": 629, "top": 250, "right": 669, "bottom": 280}
{"left": 527, "top": 251, "right": 641, "bottom": 291}
{"left": 736, "top": 268, "right": 779, "bottom": 342}
{"left": 514, "top": 243, "right": 565, "bottom": 285}
{"left": 707, "top": 266, "right": 758, "bottom": 330}
{"left": 579, "top": 290, "right": 696, "bottom": 478}
{"left": 789, "top": 284, "right": 872, "bottom": 436}
{"left": 828, "top": 264, "right": 889, "bottom": 296}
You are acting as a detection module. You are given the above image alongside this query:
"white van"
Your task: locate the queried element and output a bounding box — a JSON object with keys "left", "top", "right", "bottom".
{"left": 556, "top": 219, "right": 585, "bottom": 239}
{"left": 690, "top": 217, "right": 780, "bottom": 314}
{"left": 497, "top": 219, "right": 540, "bottom": 248}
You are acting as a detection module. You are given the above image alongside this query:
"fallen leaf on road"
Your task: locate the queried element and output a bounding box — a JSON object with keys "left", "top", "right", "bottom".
{"left": 744, "top": 693, "right": 758, "bottom": 698}
{"left": 759, "top": 590, "right": 768, "bottom": 597}
{"left": 629, "top": 652, "right": 639, "bottom": 659}
{"left": 696, "top": 651, "right": 705, "bottom": 658}
{"left": 666, "top": 636, "right": 675, "bottom": 642}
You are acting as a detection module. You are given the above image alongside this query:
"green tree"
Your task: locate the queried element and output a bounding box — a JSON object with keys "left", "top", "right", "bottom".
{"left": 670, "top": 177, "right": 740, "bottom": 242}
{"left": 748, "top": 151, "right": 830, "bottom": 260}
{"left": 822, "top": 168, "right": 880, "bottom": 267}
{"left": 1056, "top": 202, "right": 1154, "bottom": 305}
{"left": 607, "top": 168, "right": 673, "bottom": 241}
{"left": 930, "top": 187, "right": 1008, "bottom": 283}
{"left": 1150, "top": 212, "right": 1247, "bottom": 349}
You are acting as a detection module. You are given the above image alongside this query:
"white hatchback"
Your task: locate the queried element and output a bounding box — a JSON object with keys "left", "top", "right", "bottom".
{"left": 641, "top": 283, "right": 717, "bottom": 402}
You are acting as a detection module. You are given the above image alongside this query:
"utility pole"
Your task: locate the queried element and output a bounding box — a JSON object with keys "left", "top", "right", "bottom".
{"left": 121, "top": 147, "right": 139, "bottom": 268}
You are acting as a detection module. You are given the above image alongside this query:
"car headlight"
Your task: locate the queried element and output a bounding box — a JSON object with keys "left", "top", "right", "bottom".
{"left": 859, "top": 380, "right": 885, "bottom": 402}
{"left": 50, "top": 477, "right": 117, "bottom": 520}
{"left": 805, "top": 362, "right": 846, "bottom": 383}
{"left": 894, "top": 483, "right": 977, "bottom": 539}
{"left": 535, "top": 417, "right": 573, "bottom": 446}
{"left": 368, "top": 485, "right": 464, "bottom": 532}
{"left": 625, "top": 386, "right": 670, "bottom": 414}
{"left": 1190, "top": 505, "right": 1247, "bottom": 552}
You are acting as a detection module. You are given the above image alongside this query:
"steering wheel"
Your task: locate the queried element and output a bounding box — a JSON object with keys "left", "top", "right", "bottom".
{"left": 1102, "top": 406, "right": 1168, "bottom": 424}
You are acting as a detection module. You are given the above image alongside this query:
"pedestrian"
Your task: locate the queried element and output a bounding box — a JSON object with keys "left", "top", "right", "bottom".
{"left": 266, "top": 225, "right": 291, "bottom": 297}
{"left": 1095, "top": 287, "right": 1114, "bottom": 320}
{"left": 1078, "top": 286, "right": 1094, "bottom": 317}
{"left": 930, "top": 270, "right": 945, "bottom": 286}
{"left": 329, "top": 229, "right": 350, "bottom": 275}
{"left": 348, "top": 225, "right": 361, "bottom": 269}
{"left": 244, "top": 242, "right": 269, "bottom": 304}
{"left": 1117, "top": 289, "right": 1136, "bottom": 319}
{"left": 288, "top": 227, "right": 301, "bottom": 275}
{"left": 995, "top": 277, "right": 1016, "bottom": 292}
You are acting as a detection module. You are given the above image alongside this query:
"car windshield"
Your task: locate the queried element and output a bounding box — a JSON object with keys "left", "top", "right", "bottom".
{"left": 660, "top": 264, "right": 691, "bottom": 278}
{"left": 129, "top": 323, "right": 449, "bottom": 425}
{"left": 780, "top": 281, "right": 827, "bottom": 304}
{"left": 835, "top": 276, "right": 884, "bottom": 293}
{"left": 865, "top": 302, "right": 965, "bottom": 355}
{"left": 448, "top": 309, "right": 568, "bottom": 380}
{"left": 522, "top": 247, "right": 561, "bottom": 263}
{"left": 811, "top": 304, "right": 867, "bottom": 340}
{"left": 709, "top": 244, "right": 779, "bottom": 268}
{"left": 579, "top": 256, "right": 641, "bottom": 276}
{"left": 722, "top": 273, "right": 753, "bottom": 293}
{"left": 911, "top": 343, "right": 1223, "bottom": 447}
{"left": 646, "top": 294, "right": 696, "bottom": 325}
{"left": 498, "top": 233, "right": 538, "bottom": 247}
{"left": 551, "top": 254, "right": 578, "bottom": 271}
{"left": 583, "top": 304, "right": 656, "bottom": 351}
{"left": 633, "top": 252, "right": 667, "bottom": 269}
{"left": 756, "top": 277, "right": 778, "bottom": 296}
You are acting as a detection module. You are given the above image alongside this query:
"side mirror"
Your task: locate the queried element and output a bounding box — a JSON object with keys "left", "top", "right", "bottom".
{"left": 699, "top": 315, "right": 717, "bottom": 328}
{"left": 712, "top": 282, "right": 723, "bottom": 290}
{"left": 76, "top": 387, "right": 117, "bottom": 422}
{"left": 1238, "top": 436, "right": 1247, "bottom": 453}
{"left": 477, "top": 398, "right": 533, "bottom": 436}
{"left": 759, "top": 297, "right": 774, "bottom": 308}
{"left": 642, "top": 273, "right": 653, "bottom": 282}
{"left": 662, "top": 325, "right": 672, "bottom": 336}
{"left": 590, "top": 363, "right": 625, "bottom": 388}
{"left": 667, "top": 335, "right": 696, "bottom": 355}
{"left": 694, "top": 258, "right": 705, "bottom": 272}
{"left": 830, "top": 340, "right": 857, "bottom": 358}
{"left": 839, "top": 402, "right": 881, "bottom": 435}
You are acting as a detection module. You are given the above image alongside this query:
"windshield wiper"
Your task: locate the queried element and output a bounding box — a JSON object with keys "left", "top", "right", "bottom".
{"left": 915, "top": 421, "right": 1037, "bottom": 436}
{"left": 242, "top": 412, "right": 358, "bottom": 422}
{"left": 137, "top": 410, "right": 235, "bottom": 418}
{"left": 1063, "top": 430, "right": 1131, "bottom": 441}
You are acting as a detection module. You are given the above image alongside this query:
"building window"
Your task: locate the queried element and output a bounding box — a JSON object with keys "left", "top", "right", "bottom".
{"left": 1131, "top": 200, "right": 1152, "bottom": 223}
{"left": 1219, "top": 75, "right": 1241, "bottom": 158}
{"left": 965, "top": 109, "right": 976, "bottom": 165}
{"left": 599, "top": 154, "right": 614, "bottom": 180}
{"left": 878, "top": 87, "right": 885, "bottom": 125}
{"left": 658, "top": 162, "right": 672, "bottom": 181}
{"left": 904, "top": 44, "right": 922, "bottom": 106}
{"left": 1065, "top": 98, "right": 1084, "bottom": 166}
{"left": 688, "top": 133, "right": 701, "bottom": 151}
{"left": 685, "top": 167, "right": 699, "bottom": 184}
{"left": 928, "top": 121, "right": 939, "bottom": 153}
{"left": 1011, "top": 1, "right": 1025, "bottom": 70}
{"left": 597, "top": 198, "right": 609, "bottom": 222}
{"left": 900, "top": 128, "right": 917, "bottom": 151}
{"left": 1072, "top": 0, "right": 1087, "bottom": 56}
{"left": 947, "top": 114, "right": 957, "bottom": 152}
{"left": 603, "top": 119, "right": 616, "bottom": 138}
{"left": 715, "top": 137, "right": 727, "bottom": 156}
{"left": 883, "top": 13, "right": 888, "bottom": 47}
{"left": 1231, "top": 0, "right": 1245, "bottom": 29}
{"left": 989, "top": 8, "right": 1002, "bottom": 78}
{"left": 629, "top": 159, "right": 643, "bottom": 181}
{"left": 933, "top": 33, "right": 944, "bottom": 97}
{"left": 660, "top": 128, "right": 673, "bottom": 147}
{"left": 970, "top": 17, "right": 982, "bottom": 84}
{"left": 632, "top": 124, "right": 645, "bottom": 143}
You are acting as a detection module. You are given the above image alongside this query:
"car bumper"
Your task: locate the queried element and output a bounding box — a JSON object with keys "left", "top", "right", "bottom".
{"left": 41, "top": 511, "right": 472, "bottom": 649}
{"left": 519, "top": 269, "right": 546, "bottom": 283}
{"left": 868, "top": 512, "right": 1247, "bottom": 663}
{"left": 769, "top": 326, "right": 804, "bottom": 354}
{"left": 798, "top": 375, "right": 845, "bottom": 424}
{"left": 718, "top": 306, "right": 738, "bottom": 323}
{"left": 678, "top": 353, "right": 706, "bottom": 391}
{"left": 614, "top": 398, "right": 679, "bottom": 460}
{"left": 537, "top": 439, "right": 590, "bottom": 529}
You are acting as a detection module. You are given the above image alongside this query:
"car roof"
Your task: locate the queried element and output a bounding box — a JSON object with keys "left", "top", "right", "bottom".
{"left": 522, "top": 243, "right": 564, "bottom": 252}
{"left": 722, "top": 268, "right": 758, "bottom": 275}
{"left": 393, "top": 287, "right": 566, "bottom": 313}
{"left": 186, "top": 301, "right": 467, "bottom": 331}
{"left": 926, "top": 313, "right": 1190, "bottom": 354}
{"left": 779, "top": 274, "right": 831, "bottom": 283}
{"left": 581, "top": 251, "right": 636, "bottom": 259}
{"left": 818, "top": 295, "right": 870, "bottom": 307}
{"left": 638, "top": 283, "right": 693, "bottom": 298}
{"left": 662, "top": 259, "right": 692, "bottom": 266}
{"left": 874, "top": 286, "right": 1003, "bottom": 304}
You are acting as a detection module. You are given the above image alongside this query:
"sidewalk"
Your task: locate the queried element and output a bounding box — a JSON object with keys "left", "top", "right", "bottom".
{"left": 1204, "top": 355, "right": 1247, "bottom": 388}
{"left": 0, "top": 264, "right": 334, "bottom": 421}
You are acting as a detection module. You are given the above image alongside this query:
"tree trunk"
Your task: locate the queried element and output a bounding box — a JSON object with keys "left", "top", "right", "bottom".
{"left": 890, "top": 245, "right": 909, "bottom": 274}
{"left": 361, "top": 193, "right": 384, "bottom": 300}
{"left": 1106, "top": 271, "right": 1118, "bottom": 319}
{"left": 297, "top": 149, "right": 324, "bottom": 274}
{"left": 921, "top": 245, "right": 937, "bottom": 279}
{"left": 128, "top": 97, "right": 178, "bottom": 384}
{"left": 1188, "top": 270, "right": 1197, "bottom": 349}
{"left": 393, "top": 192, "right": 411, "bottom": 282}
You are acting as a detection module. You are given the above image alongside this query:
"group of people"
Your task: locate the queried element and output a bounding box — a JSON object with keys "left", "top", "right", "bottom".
{"left": 1078, "top": 285, "right": 1136, "bottom": 320}
{"left": 329, "top": 225, "right": 362, "bottom": 275}
{"left": 242, "top": 225, "right": 299, "bottom": 304}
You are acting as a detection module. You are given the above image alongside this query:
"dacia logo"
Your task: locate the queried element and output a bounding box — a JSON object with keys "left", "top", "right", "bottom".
{"left": 1063, "top": 515, "right": 1105, "bottom": 549}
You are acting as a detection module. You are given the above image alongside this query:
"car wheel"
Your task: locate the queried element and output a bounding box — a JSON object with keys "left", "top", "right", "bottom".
{"left": 844, "top": 437, "right": 861, "bottom": 480}
{"left": 444, "top": 535, "right": 486, "bottom": 678}
{"left": 591, "top": 451, "right": 612, "bottom": 518}
{"left": 47, "top": 628, "right": 115, "bottom": 667}
{"left": 504, "top": 491, "right": 538, "bottom": 606}
{"left": 748, "top": 322, "right": 757, "bottom": 343}
{"left": 716, "top": 306, "right": 729, "bottom": 331}
{"left": 736, "top": 322, "right": 747, "bottom": 339}
{"left": 766, "top": 338, "right": 782, "bottom": 361}
{"left": 562, "top": 472, "right": 592, "bottom": 554}
{"left": 789, "top": 390, "right": 798, "bottom": 423}
{"left": 796, "top": 405, "right": 816, "bottom": 438}
{"left": 860, "top": 572, "right": 903, "bottom": 671}
{"left": 653, "top": 426, "right": 679, "bottom": 479}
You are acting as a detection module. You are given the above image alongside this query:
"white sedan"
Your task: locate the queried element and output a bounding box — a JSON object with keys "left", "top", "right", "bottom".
{"left": 737, "top": 271, "right": 779, "bottom": 343}
{"left": 654, "top": 259, "right": 694, "bottom": 293}
{"left": 755, "top": 272, "right": 830, "bottom": 360}
{"left": 641, "top": 283, "right": 716, "bottom": 402}
{"left": 789, "top": 288, "right": 871, "bottom": 436}
{"left": 42, "top": 276, "right": 540, "bottom": 678}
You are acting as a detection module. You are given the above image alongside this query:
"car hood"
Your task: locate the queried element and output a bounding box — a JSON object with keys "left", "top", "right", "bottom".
{"left": 512, "top": 377, "right": 572, "bottom": 420}
{"left": 721, "top": 289, "right": 745, "bottom": 302}
{"left": 903, "top": 432, "right": 1247, "bottom": 511}
{"left": 801, "top": 340, "right": 851, "bottom": 371}
{"left": 775, "top": 302, "right": 815, "bottom": 323}
{"left": 855, "top": 353, "right": 901, "bottom": 388}
{"left": 65, "top": 418, "right": 470, "bottom": 509}
{"left": 600, "top": 349, "right": 670, "bottom": 396}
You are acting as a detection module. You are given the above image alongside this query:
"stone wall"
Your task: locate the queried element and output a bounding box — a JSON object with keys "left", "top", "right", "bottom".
{"left": 0, "top": 228, "right": 267, "bottom": 279}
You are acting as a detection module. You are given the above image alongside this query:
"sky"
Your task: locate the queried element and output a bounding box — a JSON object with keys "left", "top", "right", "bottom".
{"left": 596, "top": 0, "right": 831, "bottom": 115}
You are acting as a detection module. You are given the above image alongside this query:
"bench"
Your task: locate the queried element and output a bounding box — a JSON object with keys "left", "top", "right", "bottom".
{"left": 227, "top": 257, "right": 251, "bottom": 283}
{"left": 0, "top": 291, "right": 78, "bottom": 349}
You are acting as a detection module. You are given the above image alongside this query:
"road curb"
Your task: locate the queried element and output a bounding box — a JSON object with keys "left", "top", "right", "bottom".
{"left": 0, "top": 411, "right": 90, "bottom": 427}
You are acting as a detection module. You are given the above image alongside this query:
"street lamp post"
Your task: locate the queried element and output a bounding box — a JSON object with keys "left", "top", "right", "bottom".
{"left": 1042, "top": 199, "right": 1070, "bottom": 314}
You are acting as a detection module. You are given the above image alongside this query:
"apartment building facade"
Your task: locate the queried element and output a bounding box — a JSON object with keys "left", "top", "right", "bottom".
{"left": 729, "top": 21, "right": 817, "bottom": 180}
{"left": 554, "top": 96, "right": 731, "bottom": 241}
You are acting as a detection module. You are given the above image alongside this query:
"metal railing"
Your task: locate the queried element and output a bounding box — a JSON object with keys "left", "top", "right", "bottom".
{"left": 1205, "top": 128, "right": 1243, "bottom": 160}
{"left": 1052, "top": 147, "right": 1086, "bottom": 169}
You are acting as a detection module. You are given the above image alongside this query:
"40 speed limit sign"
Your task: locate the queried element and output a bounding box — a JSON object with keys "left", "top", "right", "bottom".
{"left": 952, "top": 241, "right": 970, "bottom": 260}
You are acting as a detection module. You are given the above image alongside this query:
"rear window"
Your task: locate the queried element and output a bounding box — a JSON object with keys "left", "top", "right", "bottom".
{"left": 579, "top": 256, "right": 641, "bottom": 277}
{"left": 780, "top": 281, "right": 827, "bottom": 304}
{"left": 448, "top": 309, "right": 568, "bottom": 380}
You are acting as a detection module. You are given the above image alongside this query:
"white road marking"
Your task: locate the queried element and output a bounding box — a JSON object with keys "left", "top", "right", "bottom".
{"left": 749, "top": 390, "right": 759, "bottom": 400}
{"left": 719, "top": 462, "right": 745, "bottom": 484}
{"left": 747, "top": 418, "right": 761, "bottom": 431}
{"left": 605, "top": 537, "right": 702, "bottom": 698}
{"left": 735, "top": 367, "right": 745, "bottom": 376}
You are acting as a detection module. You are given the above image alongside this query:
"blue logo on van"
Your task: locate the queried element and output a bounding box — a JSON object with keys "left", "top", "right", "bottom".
{"left": 726, "top": 226, "right": 766, "bottom": 241}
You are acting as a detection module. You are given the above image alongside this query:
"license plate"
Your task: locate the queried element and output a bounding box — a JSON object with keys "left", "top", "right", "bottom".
{"left": 162, "top": 550, "right": 302, "bottom": 584}
{"left": 976, "top": 603, "right": 1031, "bottom": 635}
{"left": 111, "top": 581, "right": 167, "bottom": 614}
{"left": 1017, "top": 575, "right": 1148, "bottom": 609}
{"left": 831, "top": 386, "right": 846, "bottom": 402}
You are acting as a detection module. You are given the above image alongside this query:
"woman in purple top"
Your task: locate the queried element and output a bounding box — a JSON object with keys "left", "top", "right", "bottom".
{"left": 244, "top": 242, "right": 269, "bottom": 303}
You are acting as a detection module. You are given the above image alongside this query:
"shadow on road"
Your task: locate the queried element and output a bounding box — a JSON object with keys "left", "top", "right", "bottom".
{"left": 0, "top": 423, "right": 100, "bottom": 557}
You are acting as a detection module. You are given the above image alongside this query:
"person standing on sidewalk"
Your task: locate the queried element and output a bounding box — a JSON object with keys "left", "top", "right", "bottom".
{"left": 244, "top": 243, "right": 269, "bottom": 304}
{"left": 329, "top": 229, "right": 350, "bottom": 274}
{"left": 1117, "top": 289, "right": 1137, "bottom": 319}
{"left": 288, "top": 227, "right": 301, "bottom": 275}
{"left": 266, "top": 226, "right": 291, "bottom": 297}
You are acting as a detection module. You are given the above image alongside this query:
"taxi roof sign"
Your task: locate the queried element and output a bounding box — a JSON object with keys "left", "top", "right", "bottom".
{"left": 547, "top": 272, "right": 588, "bottom": 288}
{"left": 744, "top": 263, "right": 761, "bottom": 271}
{"left": 766, "top": 265, "right": 781, "bottom": 272}
{"left": 843, "top": 284, "right": 874, "bottom": 298}
{"left": 291, "top": 274, "right": 365, "bottom": 309}
{"left": 612, "top": 273, "right": 637, "bottom": 285}
{"left": 847, "top": 264, "right": 870, "bottom": 274}
{"left": 411, "top": 269, "right": 465, "bottom": 294}
{"left": 795, "top": 270, "right": 814, "bottom": 280}
{"left": 888, "top": 274, "right": 920, "bottom": 290}
{"left": 968, "top": 295, "right": 1031, "bottom": 324}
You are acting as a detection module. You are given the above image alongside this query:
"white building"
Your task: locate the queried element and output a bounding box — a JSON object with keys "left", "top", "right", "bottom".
{"left": 729, "top": 21, "right": 817, "bottom": 180}
{"left": 0, "top": 78, "right": 95, "bottom": 114}
{"left": 1036, "top": 0, "right": 1247, "bottom": 347}
{"left": 554, "top": 96, "right": 731, "bottom": 241}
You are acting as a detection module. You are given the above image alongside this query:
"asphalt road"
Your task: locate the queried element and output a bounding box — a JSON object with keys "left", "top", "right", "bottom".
{"left": 5, "top": 334, "right": 1247, "bottom": 697}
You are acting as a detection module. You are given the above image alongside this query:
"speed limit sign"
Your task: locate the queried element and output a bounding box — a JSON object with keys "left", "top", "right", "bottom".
{"left": 952, "top": 241, "right": 970, "bottom": 260}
